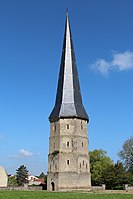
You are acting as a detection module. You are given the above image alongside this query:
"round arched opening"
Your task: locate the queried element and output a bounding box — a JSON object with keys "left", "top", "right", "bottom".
{"left": 51, "top": 181, "right": 55, "bottom": 191}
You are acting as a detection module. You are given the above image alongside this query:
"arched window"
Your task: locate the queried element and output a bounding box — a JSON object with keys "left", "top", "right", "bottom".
{"left": 67, "top": 141, "right": 69, "bottom": 147}
{"left": 83, "top": 160, "right": 84, "bottom": 165}
{"left": 51, "top": 182, "right": 55, "bottom": 191}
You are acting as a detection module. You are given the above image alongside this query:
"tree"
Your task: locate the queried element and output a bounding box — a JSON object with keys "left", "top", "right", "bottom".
{"left": 89, "top": 149, "right": 113, "bottom": 186}
{"left": 38, "top": 172, "right": 46, "bottom": 179}
{"left": 8, "top": 175, "right": 18, "bottom": 186}
{"left": 118, "top": 137, "right": 133, "bottom": 173}
{"left": 101, "top": 164, "right": 115, "bottom": 189}
{"left": 114, "top": 161, "right": 128, "bottom": 189}
{"left": 38, "top": 172, "right": 47, "bottom": 189}
{"left": 16, "top": 165, "right": 29, "bottom": 186}
{"left": 102, "top": 161, "right": 128, "bottom": 189}
{"left": 90, "top": 147, "right": 133, "bottom": 189}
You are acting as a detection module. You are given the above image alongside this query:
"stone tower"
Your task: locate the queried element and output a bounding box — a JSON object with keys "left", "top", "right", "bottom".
{"left": 47, "top": 12, "right": 91, "bottom": 191}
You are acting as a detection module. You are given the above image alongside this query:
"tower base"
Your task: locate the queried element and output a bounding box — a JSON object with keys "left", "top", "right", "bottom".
{"left": 47, "top": 172, "right": 91, "bottom": 191}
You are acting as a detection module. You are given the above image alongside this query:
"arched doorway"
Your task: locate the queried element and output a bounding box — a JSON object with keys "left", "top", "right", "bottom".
{"left": 51, "top": 182, "right": 55, "bottom": 191}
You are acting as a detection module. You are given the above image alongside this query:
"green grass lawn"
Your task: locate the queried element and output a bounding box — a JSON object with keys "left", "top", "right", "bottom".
{"left": 0, "top": 191, "right": 132, "bottom": 199}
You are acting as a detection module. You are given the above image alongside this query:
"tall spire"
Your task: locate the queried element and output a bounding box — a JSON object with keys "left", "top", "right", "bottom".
{"left": 49, "top": 12, "right": 88, "bottom": 122}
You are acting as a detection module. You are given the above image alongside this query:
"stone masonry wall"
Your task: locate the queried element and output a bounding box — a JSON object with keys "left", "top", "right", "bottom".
{"left": 47, "top": 118, "right": 91, "bottom": 191}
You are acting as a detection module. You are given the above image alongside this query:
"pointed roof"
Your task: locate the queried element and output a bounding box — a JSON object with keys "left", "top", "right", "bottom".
{"left": 49, "top": 12, "right": 89, "bottom": 122}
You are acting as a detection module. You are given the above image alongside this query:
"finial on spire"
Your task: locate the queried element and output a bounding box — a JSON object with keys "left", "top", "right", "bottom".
{"left": 66, "top": 8, "right": 68, "bottom": 15}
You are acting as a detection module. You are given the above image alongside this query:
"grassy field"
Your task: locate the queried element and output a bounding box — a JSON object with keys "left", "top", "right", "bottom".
{"left": 0, "top": 191, "right": 132, "bottom": 199}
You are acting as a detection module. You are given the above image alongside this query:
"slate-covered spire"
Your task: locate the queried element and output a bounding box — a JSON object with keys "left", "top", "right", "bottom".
{"left": 49, "top": 12, "right": 88, "bottom": 122}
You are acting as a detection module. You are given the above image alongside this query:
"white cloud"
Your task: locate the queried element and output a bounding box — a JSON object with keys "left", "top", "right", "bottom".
{"left": 112, "top": 51, "right": 133, "bottom": 70}
{"left": 91, "top": 59, "right": 110, "bottom": 76}
{"left": 19, "top": 149, "right": 33, "bottom": 157}
{"left": 91, "top": 51, "right": 133, "bottom": 76}
{"left": 8, "top": 149, "right": 40, "bottom": 159}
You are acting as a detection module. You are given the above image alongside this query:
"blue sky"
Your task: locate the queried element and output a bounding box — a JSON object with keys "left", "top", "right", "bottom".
{"left": 0, "top": 0, "right": 133, "bottom": 175}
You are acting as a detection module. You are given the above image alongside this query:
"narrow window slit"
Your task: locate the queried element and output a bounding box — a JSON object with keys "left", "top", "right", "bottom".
{"left": 66, "top": 124, "right": 69, "bottom": 129}
{"left": 67, "top": 142, "right": 69, "bottom": 147}
{"left": 67, "top": 160, "right": 70, "bottom": 165}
